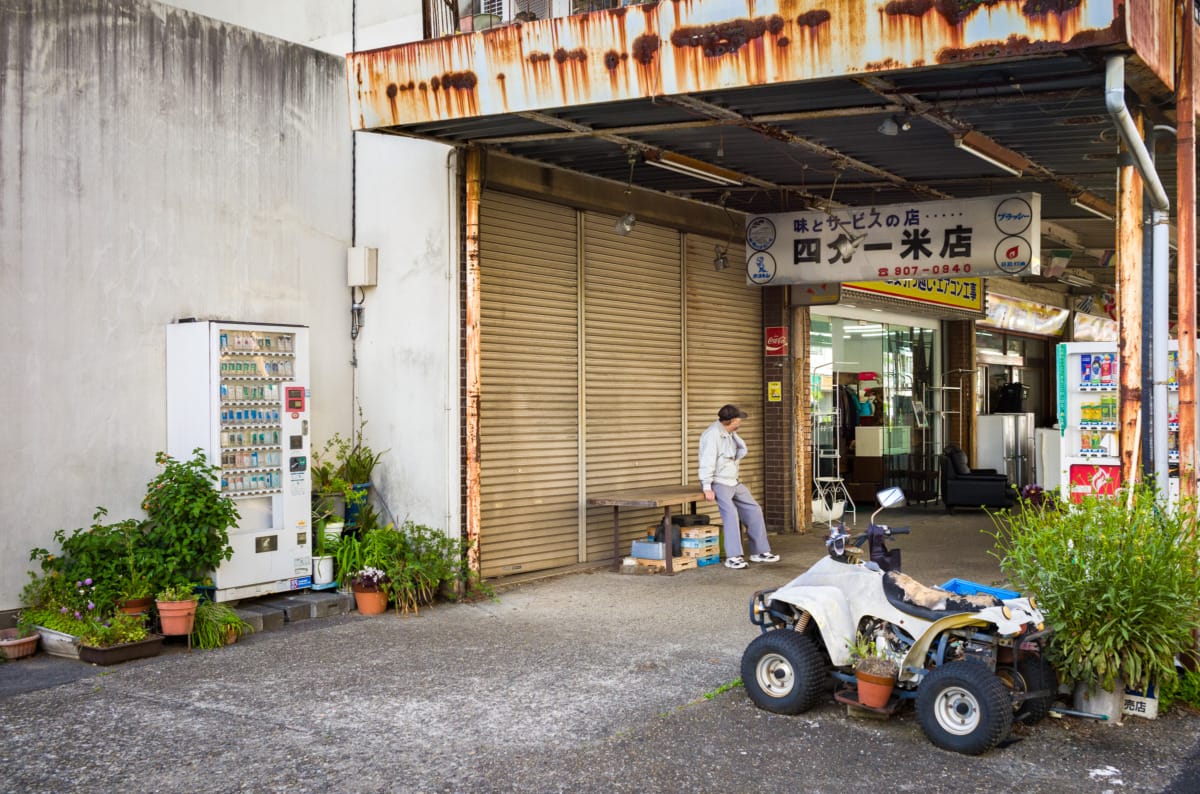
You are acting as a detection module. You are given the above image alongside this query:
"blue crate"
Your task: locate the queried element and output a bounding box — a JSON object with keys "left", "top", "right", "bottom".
{"left": 697, "top": 554, "right": 722, "bottom": 567}
{"left": 681, "top": 537, "right": 718, "bottom": 549}
{"left": 939, "top": 578, "right": 1019, "bottom": 600}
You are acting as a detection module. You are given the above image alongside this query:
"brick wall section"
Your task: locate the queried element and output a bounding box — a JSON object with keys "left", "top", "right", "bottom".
{"left": 944, "top": 320, "right": 977, "bottom": 462}
{"left": 762, "top": 286, "right": 794, "bottom": 534}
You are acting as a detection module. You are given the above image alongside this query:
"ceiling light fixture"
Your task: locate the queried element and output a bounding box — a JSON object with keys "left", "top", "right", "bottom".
{"left": 644, "top": 151, "right": 743, "bottom": 186}
{"left": 953, "top": 130, "right": 1030, "bottom": 177}
{"left": 614, "top": 149, "right": 638, "bottom": 236}
{"left": 1057, "top": 271, "right": 1098, "bottom": 289}
{"left": 877, "top": 114, "right": 912, "bottom": 136}
{"left": 1070, "top": 191, "right": 1117, "bottom": 221}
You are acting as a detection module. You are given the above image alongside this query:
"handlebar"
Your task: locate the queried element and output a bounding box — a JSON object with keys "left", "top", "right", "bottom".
{"left": 850, "top": 525, "right": 910, "bottom": 547}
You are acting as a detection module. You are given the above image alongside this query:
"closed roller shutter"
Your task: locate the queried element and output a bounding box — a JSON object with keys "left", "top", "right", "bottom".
{"left": 478, "top": 191, "right": 580, "bottom": 577}
{"left": 685, "top": 233, "right": 763, "bottom": 523}
{"left": 582, "top": 212, "right": 684, "bottom": 563}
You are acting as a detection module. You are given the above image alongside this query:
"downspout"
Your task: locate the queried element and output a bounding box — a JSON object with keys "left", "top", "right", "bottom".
{"left": 1105, "top": 56, "right": 1171, "bottom": 497}
{"left": 1179, "top": 14, "right": 1198, "bottom": 502}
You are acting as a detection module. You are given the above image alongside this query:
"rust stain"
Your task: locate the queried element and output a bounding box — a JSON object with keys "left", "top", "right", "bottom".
{"left": 795, "top": 10, "right": 831, "bottom": 28}
{"left": 670, "top": 16, "right": 783, "bottom": 57}
{"left": 528, "top": 51, "right": 552, "bottom": 64}
{"left": 632, "top": 34, "right": 660, "bottom": 65}
{"left": 553, "top": 47, "right": 588, "bottom": 64}
{"left": 603, "top": 49, "right": 623, "bottom": 70}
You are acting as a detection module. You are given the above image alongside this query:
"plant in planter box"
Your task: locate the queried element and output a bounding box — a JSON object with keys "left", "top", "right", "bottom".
{"left": 191, "top": 601, "right": 253, "bottom": 649}
{"left": 989, "top": 484, "right": 1200, "bottom": 697}
{"left": 79, "top": 612, "right": 149, "bottom": 648}
{"left": 141, "top": 449, "right": 238, "bottom": 589}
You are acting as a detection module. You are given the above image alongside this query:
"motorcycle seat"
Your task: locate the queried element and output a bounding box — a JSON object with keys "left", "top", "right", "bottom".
{"left": 882, "top": 571, "right": 1002, "bottom": 621}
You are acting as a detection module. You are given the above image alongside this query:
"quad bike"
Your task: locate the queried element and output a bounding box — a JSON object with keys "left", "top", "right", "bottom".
{"left": 740, "top": 487, "right": 1056, "bottom": 755}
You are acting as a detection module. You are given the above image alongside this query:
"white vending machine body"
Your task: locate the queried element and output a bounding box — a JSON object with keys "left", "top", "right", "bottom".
{"left": 166, "top": 321, "right": 312, "bottom": 601}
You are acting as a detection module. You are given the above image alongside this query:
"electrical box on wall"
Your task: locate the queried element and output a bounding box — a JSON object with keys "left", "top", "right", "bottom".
{"left": 347, "top": 247, "right": 378, "bottom": 287}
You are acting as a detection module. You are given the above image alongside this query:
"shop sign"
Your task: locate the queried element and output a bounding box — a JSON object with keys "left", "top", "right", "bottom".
{"left": 979, "top": 293, "right": 1069, "bottom": 336}
{"left": 843, "top": 277, "right": 983, "bottom": 312}
{"left": 767, "top": 381, "right": 782, "bottom": 402}
{"left": 744, "top": 193, "right": 1040, "bottom": 286}
{"left": 1073, "top": 312, "right": 1117, "bottom": 342}
{"left": 765, "top": 326, "right": 788, "bottom": 356}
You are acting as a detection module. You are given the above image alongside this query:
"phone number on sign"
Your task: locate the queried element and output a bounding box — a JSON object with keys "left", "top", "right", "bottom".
{"left": 876, "top": 264, "right": 972, "bottom": 277}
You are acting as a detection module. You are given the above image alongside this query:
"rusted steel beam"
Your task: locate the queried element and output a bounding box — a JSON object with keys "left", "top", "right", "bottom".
{"left": 347, "top": 1, "right": 1123, "bottom": 130}
{"left": 1117, "top": 128, "right": 1144, "bottom": 486}
{"left": 1179, "top": 11, "right": 1197, "bottom": 499}
{"left": 465, "top": 146, "right": 483, "bottom": 575}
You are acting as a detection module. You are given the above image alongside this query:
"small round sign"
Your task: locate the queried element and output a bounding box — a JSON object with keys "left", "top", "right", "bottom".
{"left": 747, "top": 251, "right": 776, "bottom": 285}
{"left": 994, "top": 197, "right": 1033, "bottom": 236}
{"left": 746, "top": 217, "right": 777, "bottom": 251}
{"left": 994, "top": 236, "right": 1032, "bottom": 274}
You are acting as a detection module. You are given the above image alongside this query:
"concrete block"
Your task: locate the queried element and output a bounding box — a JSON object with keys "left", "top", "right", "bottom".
{"left": 234, "top": 603, "right": 286, "bottom": 633}
{"left": 286, "top": 591, "right": 348, "bottom": 619}
{"left": 258, "top": 596, "right": 312, "bottom": 623}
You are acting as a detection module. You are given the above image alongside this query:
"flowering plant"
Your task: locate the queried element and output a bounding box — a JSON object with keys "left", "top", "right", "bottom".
{"left": 17, "top": 575, "right": 103, "bottom": 637}
{"left": 79, "top": 611, "right": 149, "bottom": 648}
{"left": 348, "top": 566, "right": 389, "bottom": 591}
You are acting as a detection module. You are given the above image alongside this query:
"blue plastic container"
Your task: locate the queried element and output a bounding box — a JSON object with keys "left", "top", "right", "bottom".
{"left": 939, "top": 578, "right": 1019, "bottom": 600}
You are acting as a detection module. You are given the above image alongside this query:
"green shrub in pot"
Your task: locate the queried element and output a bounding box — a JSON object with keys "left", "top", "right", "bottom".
{"left": 989, "top": 483, "right": 1200, "bottom": 692}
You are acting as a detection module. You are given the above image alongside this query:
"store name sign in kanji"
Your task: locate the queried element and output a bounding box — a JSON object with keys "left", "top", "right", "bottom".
{"left": 743, "top": 193, "right": 1041, "bottom": 286}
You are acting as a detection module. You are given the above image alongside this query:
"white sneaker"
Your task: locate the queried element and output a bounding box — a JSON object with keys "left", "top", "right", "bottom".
{"left": 724, "top": 556, "right": 748, "bottom": 569}
{"left": 749, "top": 552, "right": 780, "bottom": 563}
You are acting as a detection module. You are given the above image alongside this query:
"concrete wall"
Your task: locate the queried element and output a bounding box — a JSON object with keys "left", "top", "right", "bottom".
{"left": 0, "top": 0, "right": 353, "bottom": 610}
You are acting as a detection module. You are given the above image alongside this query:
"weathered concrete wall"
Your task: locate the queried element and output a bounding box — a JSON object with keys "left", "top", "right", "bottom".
{"left": 0, "top": 0, "right": 353, "bottom": 609}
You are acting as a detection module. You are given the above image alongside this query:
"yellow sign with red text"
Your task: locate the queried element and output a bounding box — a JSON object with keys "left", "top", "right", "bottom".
{"left": 844, "top": 278, "right": 983, "bottom": 313}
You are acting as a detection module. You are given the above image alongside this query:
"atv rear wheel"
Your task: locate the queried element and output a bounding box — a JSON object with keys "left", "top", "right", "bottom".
{"left": 997, "top": 655, "right": 1058, "bottom": 724}
{"left": 741, "top": 630, "right": 828, "bottom": 714}
{"left": 916, "top": 660, "right": 1013, "bottom": 755}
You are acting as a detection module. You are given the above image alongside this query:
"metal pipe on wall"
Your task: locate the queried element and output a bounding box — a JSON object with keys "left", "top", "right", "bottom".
{"left": 1178, "top": 16, "right": 1198, "bottom": 500}
{"left": 464, "top": 146, "right": 483, "bottom": 574}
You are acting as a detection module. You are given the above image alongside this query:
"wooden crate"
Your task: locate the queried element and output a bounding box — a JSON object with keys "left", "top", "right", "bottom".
{"left": 636, "top": 556, "right": 699, "bottom": 571}
{"left": 681, "top": 526, "right": 719, "bottom": 539}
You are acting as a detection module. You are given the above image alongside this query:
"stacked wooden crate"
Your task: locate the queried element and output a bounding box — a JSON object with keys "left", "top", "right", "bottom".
{"left": 681, "top": 526, "right": 721, "bottom": 567}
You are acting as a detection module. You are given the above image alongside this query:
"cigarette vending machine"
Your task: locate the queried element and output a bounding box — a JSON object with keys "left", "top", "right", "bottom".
{"left": 167, "top": 320, "right": 312, "bottom": 601}
{"left": 1056, "top": 341, "right": 1182, "bottom": 504}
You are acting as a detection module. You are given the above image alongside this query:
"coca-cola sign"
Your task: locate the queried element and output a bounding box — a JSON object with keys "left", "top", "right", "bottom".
{"left": 765, "top": 326, "right": 788, "bottom": 357}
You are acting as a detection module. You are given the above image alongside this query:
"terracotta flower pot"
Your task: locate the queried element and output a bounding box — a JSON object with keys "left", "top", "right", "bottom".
{"left": 855, "top": 670, "right": 897, "bottom": 709}
{"left": 0, "top": 628, "right": 40, "bottom": 660}
{"left": 118, "top": 597, "right": 153, "bottom": 616}
{"left": 353, "top": 587, "right": 388, "bottom": 616}
{"left": 156, "top": 599, "right": 198, "bottom": 636}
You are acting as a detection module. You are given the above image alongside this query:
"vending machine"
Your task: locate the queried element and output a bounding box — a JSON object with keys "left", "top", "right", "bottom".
{"left": 1056, "top": 341, "right": 1182, "bottom": 503}
{"left": 166, "top": 320, "right": 312, "bottom": 601}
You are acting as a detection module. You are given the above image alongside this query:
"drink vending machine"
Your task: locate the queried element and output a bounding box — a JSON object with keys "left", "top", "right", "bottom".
{"left": 166, "top": 320, "right": 312, "bottom": 601}
{"left": 1056, "top": 340, "right": 1182, "bottom": 504}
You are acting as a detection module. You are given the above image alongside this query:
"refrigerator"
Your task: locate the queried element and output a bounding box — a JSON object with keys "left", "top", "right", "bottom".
{"left": 975, "top": 413, "right": 1036, "bottom": 488}
{"left": 166, "top": 320, "right": 313, "bottom": 601}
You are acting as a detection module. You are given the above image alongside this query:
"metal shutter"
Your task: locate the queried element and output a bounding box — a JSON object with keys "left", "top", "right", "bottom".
{"left": 478, "top": 191, "right": 580, "bottom": 577}
{"left": 685, "top": 233, "right": 763, "bottom": 521}
{"left": 582, "top": 212, "right": 685, "bottom": 562}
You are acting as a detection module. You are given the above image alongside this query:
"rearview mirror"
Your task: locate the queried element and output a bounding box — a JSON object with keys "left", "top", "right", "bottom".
{"left": 876, "top": 486, "right": 906, "bottom": 508}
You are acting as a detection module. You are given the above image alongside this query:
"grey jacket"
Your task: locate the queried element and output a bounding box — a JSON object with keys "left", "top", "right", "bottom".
{"left": 698, "top": 420, "right": 747, "bottom": 490}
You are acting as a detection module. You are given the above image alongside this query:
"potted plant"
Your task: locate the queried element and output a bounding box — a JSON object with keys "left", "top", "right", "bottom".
{"left": 848, "top": 632, "right": 899, "bottom": 709}
{"left": 155, "top": 583, "right": 199, "bottom": 636}
{"left": 311, "top": 517, "right": 341, "bottom": 586}
{"left": 77, "top": 611, "right": 162, "bottom": 665}
{"left": 347, "top": 566, "right": 389, "bottom": 615}
{"left": 990, "top": 483, "right": 1200, "bottom": 721}
{"left": 141, "top": 449, "right": 238, "bottom": 589}
{"left": 190, "top": 601, "right": 253, "bottom": 649}
{"left": 17, "top": 573, "right": 104, "bottom": 659}
{"left": 0, "top": 626, "right": 40, "bottom": 661}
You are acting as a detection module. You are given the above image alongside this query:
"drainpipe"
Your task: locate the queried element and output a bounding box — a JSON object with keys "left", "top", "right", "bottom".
{"left": 465, "top": 146, "right": 483, "bottom": 575}
{"left": 1105, "top": 56, "right": 1171, "bottom": 498}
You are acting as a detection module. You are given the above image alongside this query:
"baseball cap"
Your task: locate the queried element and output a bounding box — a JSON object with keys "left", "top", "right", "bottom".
{"left": 718, "top": 404, "right": 748, "bottom": 422}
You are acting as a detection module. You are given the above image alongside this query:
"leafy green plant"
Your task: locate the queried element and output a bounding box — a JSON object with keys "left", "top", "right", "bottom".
{"left": 20, "top": 607, "right": 92, "bottom": 636}
{"left": 333, "top": 520, "right": 468, "bottom": 614}
{"left": 141, "top": 449, "right": 238, "bottom": 589}
{"left": 24, "top": 508, "right": 151, "bottom": 610}
{"left": 1159, "top": 668, "right": 1200, "bottom": 712}
{"left": 847, "top": 632, "right": 898, "bottom": 678}
{"left": 989, "top": 484, "right": 1200, "bottom": 691}
{"left": 79, "top": 612, "right": 149, "bottom": 648}
{"left": 155, "top": 583, "right": 198, "bottom": 602}
{"left": 190, "top": 601, "right": 253, "bottom": 650}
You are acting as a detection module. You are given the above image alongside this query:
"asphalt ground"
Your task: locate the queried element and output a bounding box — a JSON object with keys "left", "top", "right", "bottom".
{"left": 1, "top": 504, "right": 1199, "bottom": 793}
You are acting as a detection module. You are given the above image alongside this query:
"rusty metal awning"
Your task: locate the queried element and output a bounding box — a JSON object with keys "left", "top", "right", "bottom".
{"left": 346, "top": 0, "right": 1189, "bottom": 295}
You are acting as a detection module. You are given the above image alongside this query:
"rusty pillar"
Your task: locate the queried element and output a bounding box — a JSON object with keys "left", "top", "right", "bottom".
{"left": 1118, "top": 123, "right": 1145, "bottom": 486}
{"left": 464, "top": 146, "right": 482, "bottom": 574}
{"left": 1180, "top": 12, "right": 1198, "bottom": 499}
{"left": 793, "top": 305, "right": 812, "bottom": 532}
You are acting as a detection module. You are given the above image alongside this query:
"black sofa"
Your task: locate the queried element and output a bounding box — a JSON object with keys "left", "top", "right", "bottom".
{"left": 939, "top": 444, "right": 1014, "bottom": 513}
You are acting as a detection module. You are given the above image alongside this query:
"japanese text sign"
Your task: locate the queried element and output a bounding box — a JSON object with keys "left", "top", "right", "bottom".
{"left": 743, "top": 193, "right": 1041, "bottom": 286}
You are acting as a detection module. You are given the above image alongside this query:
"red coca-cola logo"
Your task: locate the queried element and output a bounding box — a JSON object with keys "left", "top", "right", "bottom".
{"left": 765, "top": 326, "right": 788, "bottom": 356}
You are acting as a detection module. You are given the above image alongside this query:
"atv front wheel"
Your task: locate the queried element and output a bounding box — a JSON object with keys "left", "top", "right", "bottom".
{"left": 916, "top": 661, "right": 1013, "bottom": 755}
{"left": 741, "top": 630, "right": 828, "bottom": 714}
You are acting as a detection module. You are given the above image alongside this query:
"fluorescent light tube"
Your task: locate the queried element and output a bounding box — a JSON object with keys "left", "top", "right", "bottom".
{"left": 1070, "top": 192, "right": 1116, "bottom": 221}
{"left": 644, "top": 152, "right": 743, "bottom": 186}
{"left": 953, "top": 131, "right": 1030, "bottom": 177}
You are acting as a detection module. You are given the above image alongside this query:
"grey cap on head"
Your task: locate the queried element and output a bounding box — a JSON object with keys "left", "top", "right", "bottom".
{"left": 718, "top": 404, "right": 748, "bottom": 422}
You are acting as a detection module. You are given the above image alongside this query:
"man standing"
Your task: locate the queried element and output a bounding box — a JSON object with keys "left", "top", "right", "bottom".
{"left": 698, "top": 404, "right": 779, "bottom": 569}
